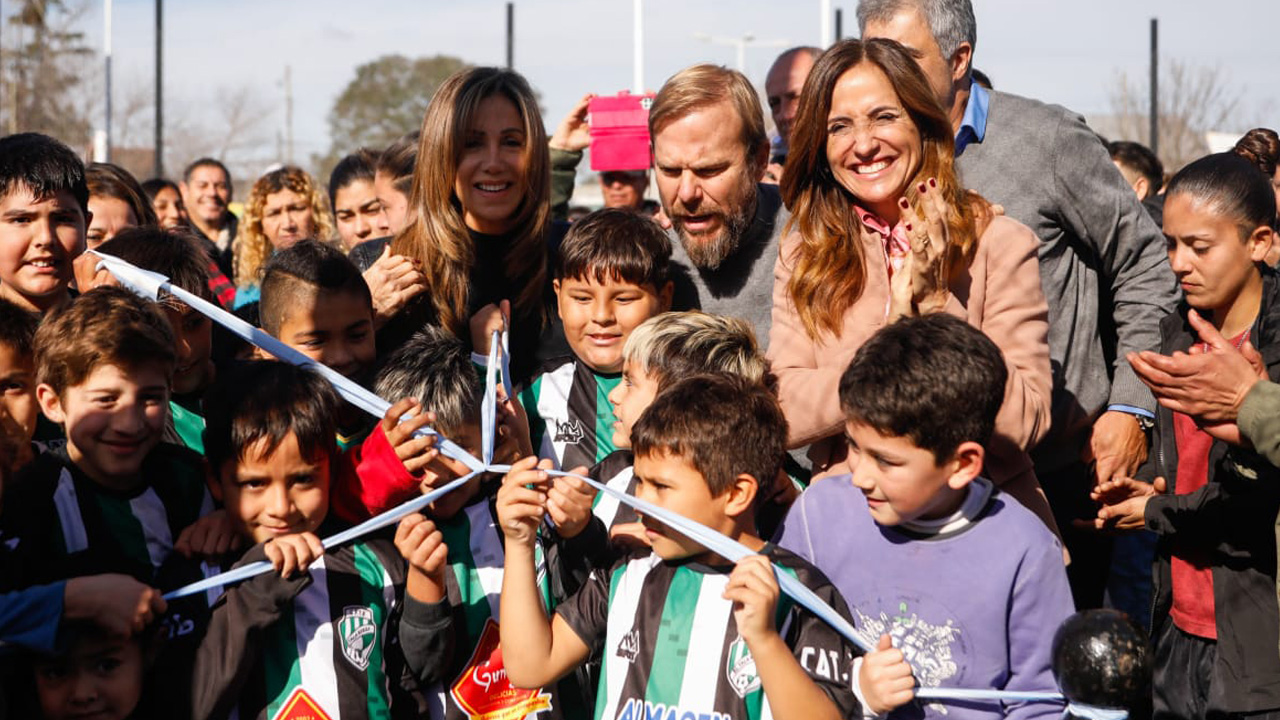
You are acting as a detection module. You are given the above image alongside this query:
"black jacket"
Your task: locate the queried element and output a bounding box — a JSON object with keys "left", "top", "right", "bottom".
{"left": 1146, "top": 266, "right": 1280, "bottom": 712}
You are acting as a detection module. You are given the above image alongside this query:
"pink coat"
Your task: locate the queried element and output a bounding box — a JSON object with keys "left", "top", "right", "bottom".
{"left": 769, "top": 215, "right": 1058, "bottom": 531}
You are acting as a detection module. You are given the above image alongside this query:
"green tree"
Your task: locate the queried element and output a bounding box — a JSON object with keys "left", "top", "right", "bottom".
{"left": 0, "top": 0, "right": 94, "bottom": 144}
{"left": 320, "top": 54, "right": 470, "bottom": 173}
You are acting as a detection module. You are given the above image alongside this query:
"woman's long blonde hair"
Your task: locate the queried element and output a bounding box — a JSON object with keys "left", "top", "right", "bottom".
{"left": 390, "top": 67, "right": 551, "bottom": 337}
{"left": 234, "top": 165, "right": 336, "bottom": 287}
{"left": 780, "top": 38, "right": 989, "bottom": 339}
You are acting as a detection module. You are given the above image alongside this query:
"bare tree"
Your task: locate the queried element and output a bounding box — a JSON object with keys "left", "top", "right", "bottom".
{"left": 0, "top": 0, "right": 95, "bottom": 146}
{"left": 1107, "top": 60, "right": 1246, "bottom": 172}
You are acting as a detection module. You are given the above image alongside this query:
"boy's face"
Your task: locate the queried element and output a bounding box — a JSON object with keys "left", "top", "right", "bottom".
{"left": 0, "top": 185, "right": 86, "bottom": 313}
{"left": 38, "top": 363, "right": 169, "bottom": 489}
{"left": 844, "top": 420, "right": 969, "bottom": 527}
{"left": 217, "top": 430, "right": 330, "bottom": 543}
{"left": 160, "top": 301, "right": 215, "bottom": 396}
{"left": 633, "top": 449, "right": 748, "bottom": 561}
{"left": 421, "top": 421, "right": 491, "bottom": 520}
{"left": 273, "top": 291, "right": 375, "bottom": 382}
{"left": 606, "top": 360, "right": 661, "bottom": 448}
{"left": 35, "top": 633, "right": 145, "bottom": 720}
{"left": 0, "top": 340, "right": 38, "bottom": 445}
{"left": 1164, "top": 193, "right": 1271, "bottom": 316}
{"left": 554, "top": 275, "right": 671, "bottom": 374}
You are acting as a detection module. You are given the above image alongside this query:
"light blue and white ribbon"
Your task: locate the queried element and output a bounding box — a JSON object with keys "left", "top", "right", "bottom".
{"left": 97, "top": 252, "right": 1123, "bottom": 717}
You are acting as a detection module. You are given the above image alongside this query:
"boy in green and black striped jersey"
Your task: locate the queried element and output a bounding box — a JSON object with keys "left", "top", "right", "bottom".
{"left": 192, "top": 361, "right": 439, "bottom": 720}
{"left": 499, "top": 375, "right": 862, "bottom": 720}
{"left": 520, "top": 208, "right": 672, "bottom": 472}
{"left": 1, "top": 287, "right": 212, "bottom": 589}
{"left": 372, "top": 327, "right": 602, "bottom": 720}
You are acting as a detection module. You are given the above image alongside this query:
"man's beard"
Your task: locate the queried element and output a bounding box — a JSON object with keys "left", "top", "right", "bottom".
{"left": 670, "top": 179, "right": 757, "bottom": 271}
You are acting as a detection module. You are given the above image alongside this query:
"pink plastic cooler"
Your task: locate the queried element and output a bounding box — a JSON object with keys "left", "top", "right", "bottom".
{"left": 589, "top": 91, "right": 657, "bottom": 172}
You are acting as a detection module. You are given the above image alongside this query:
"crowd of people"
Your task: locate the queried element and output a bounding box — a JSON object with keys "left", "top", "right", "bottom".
{"left": 1, "top": 0, "right": 1280, "bottom": 719}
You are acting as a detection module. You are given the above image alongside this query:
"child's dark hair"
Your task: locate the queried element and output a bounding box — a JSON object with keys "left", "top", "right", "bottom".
{"left": 0, "top": 297, "right": 38, "bottom": 358}
{"left": 35, "top": 286, "right": 176, "bottom": 395}
{"left": 259, "top": 239, "right": 372, "bottom": 336}
{"left": 95, "top": 227, "right": 213, "bottom": 302}
{"left": 555, "top": 207, "right": 671, "bottom": 288}
{"left": 0, "top": 132, "right": 89, "bottom": 213}
{"left": 839, "top": 313, "right": 1007, "bottom": 463}
{"left": 631, "top": 374, "right": 786, "bottom": 506}
{"left": 202, "top": 360, "right": 340, "bottom": 471}
{"left": 328, "top": 148, "right": 377, "bottom": 208}
{"left": 1166, "top": 152, "right": 1277, "bottom": 238}
{"left": 374, "top": 326, "right": 481, "bottom": 437}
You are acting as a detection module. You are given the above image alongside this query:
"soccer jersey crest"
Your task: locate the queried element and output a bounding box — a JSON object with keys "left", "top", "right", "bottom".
{"left": 272, "top": 688, "right": 334, "bottom": 720}
{"left": 338, "top": 605, "right": 378, "bottom": 671}
{"left": 616, "top": 628, "right": 639, "bottom": 662}
{"left": 725, "top": 635, "right": 761, "bottom": 698}
{"left": 553, "top": 418, "right": 584, "bottom": 444}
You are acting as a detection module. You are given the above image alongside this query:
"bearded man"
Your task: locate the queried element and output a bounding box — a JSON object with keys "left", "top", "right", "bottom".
{"left": 649, "top": 64, "right": 787, "bottom": 350}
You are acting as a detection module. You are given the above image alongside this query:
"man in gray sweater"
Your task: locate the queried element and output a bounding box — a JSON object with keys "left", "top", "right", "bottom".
{"left": 860, "top": 0, "right": 1179, "bottom": 608}
{"left": 648, "top": 63, "right": 789, "bottom": 352}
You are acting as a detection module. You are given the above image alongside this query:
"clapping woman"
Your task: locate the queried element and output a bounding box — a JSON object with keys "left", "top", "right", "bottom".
{"left": 769, "top": 38, "right": 1056, "bottom": 527}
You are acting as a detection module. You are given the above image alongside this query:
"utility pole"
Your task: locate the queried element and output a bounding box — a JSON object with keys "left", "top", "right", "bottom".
{"left": 632, "top": 0, "right": 643, "bottom": 93}
{"left": 154, "top": 0, "right": 163, "bottom": 177}
{"left": 820, "top": 0, "right": 831, "bottom": 47}
{"left": 505, "top": 2, "right": 514, "bottom": 69}
{"left": 284, "top": 64, "right": 294, "bottom": 164}
{"left": 835, "top": 8, "right": 843, "bottom": 42}
{"left": 103, "top": 0, "right": 112, "bottom": 161}
{"left": 1149, "top": 18, "right": 1158, "bottom": 157}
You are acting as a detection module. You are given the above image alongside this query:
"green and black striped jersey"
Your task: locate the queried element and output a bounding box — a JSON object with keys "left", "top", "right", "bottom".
{"left": 426, "top": 490, "right": 594, "bottom": 720}
{"left": 193, "top": 535, "right": 425, "bottom": 720}
{"left": 556, "top": 546, "right": 862, "bottom": 720}
{"left": 520, "top": 356, "right": 622, "bottom": 471}
{"left": 589, "top": 450, "right": 639, "bottom": 531}
{"left": 0, "top": 442, "right": 212, "bottom": 587}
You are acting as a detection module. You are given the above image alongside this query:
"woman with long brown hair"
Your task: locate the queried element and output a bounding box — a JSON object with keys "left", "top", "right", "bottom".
{"left": 362, "top": 66, "right": 557, "bottom": 385}
{"left": 770, "top": 38, "right": 1055, "bottom": 524}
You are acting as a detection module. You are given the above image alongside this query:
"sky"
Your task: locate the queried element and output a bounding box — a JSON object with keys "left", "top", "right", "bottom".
{"left": 45, "top": 0, "right": 1280, "bottom": 173}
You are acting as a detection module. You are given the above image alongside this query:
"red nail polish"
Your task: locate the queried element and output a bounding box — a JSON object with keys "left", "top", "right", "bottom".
{"left": 899, "top": 197, "right": 909, "bottom": 209}
{"left": 928, "top": 178, "right": 937, "bottom": 188}
{"left": 917, "top": 182, "right": 927, "bottom": 193}
{"left": 905, "top": 223, "right": 912, "bottom": 232}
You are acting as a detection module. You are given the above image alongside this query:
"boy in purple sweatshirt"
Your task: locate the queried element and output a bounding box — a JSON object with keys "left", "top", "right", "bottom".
{"left": 776, "top": 314, "right": 1074, "bottom": 719}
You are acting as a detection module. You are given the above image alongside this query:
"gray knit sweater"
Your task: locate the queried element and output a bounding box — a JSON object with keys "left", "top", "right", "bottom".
{"left": 667, "top": 182, "right": 789, "bottom": 351}
{"left": 956, "top": 89, "right": 1178, "bottom": 472}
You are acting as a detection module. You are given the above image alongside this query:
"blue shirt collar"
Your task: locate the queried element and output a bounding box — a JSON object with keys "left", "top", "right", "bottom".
{"left": 954, "top": 81, "right": 988, "bottom": 156}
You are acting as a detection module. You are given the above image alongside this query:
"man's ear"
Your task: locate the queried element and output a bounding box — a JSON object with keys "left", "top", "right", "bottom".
{"left": 724, "top": 472, "right": 760, "bottom": 519}
{"left": 1248, "top": 225, "right": 1275, "bottom": 264}
{"left": 751, "top": 141, "right": 771, "bottom": 183}
{"left": 950, "top": 42, "right": 974, "bottom": 84}
{"left": 35, "top": 383, "right": 65, "bottom": 425}
{"left": 945, "top": 440, "right": 984, "bottom": 490}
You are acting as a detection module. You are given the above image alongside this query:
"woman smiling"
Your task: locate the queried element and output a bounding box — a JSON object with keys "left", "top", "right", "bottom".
{"left": 770, "top": 38, "right": 1055, "bottom": 528}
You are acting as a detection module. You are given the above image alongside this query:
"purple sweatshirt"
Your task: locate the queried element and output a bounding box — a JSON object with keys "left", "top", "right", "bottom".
{"left": 776, "top": 476, "right": 1074, "bottom": 719}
